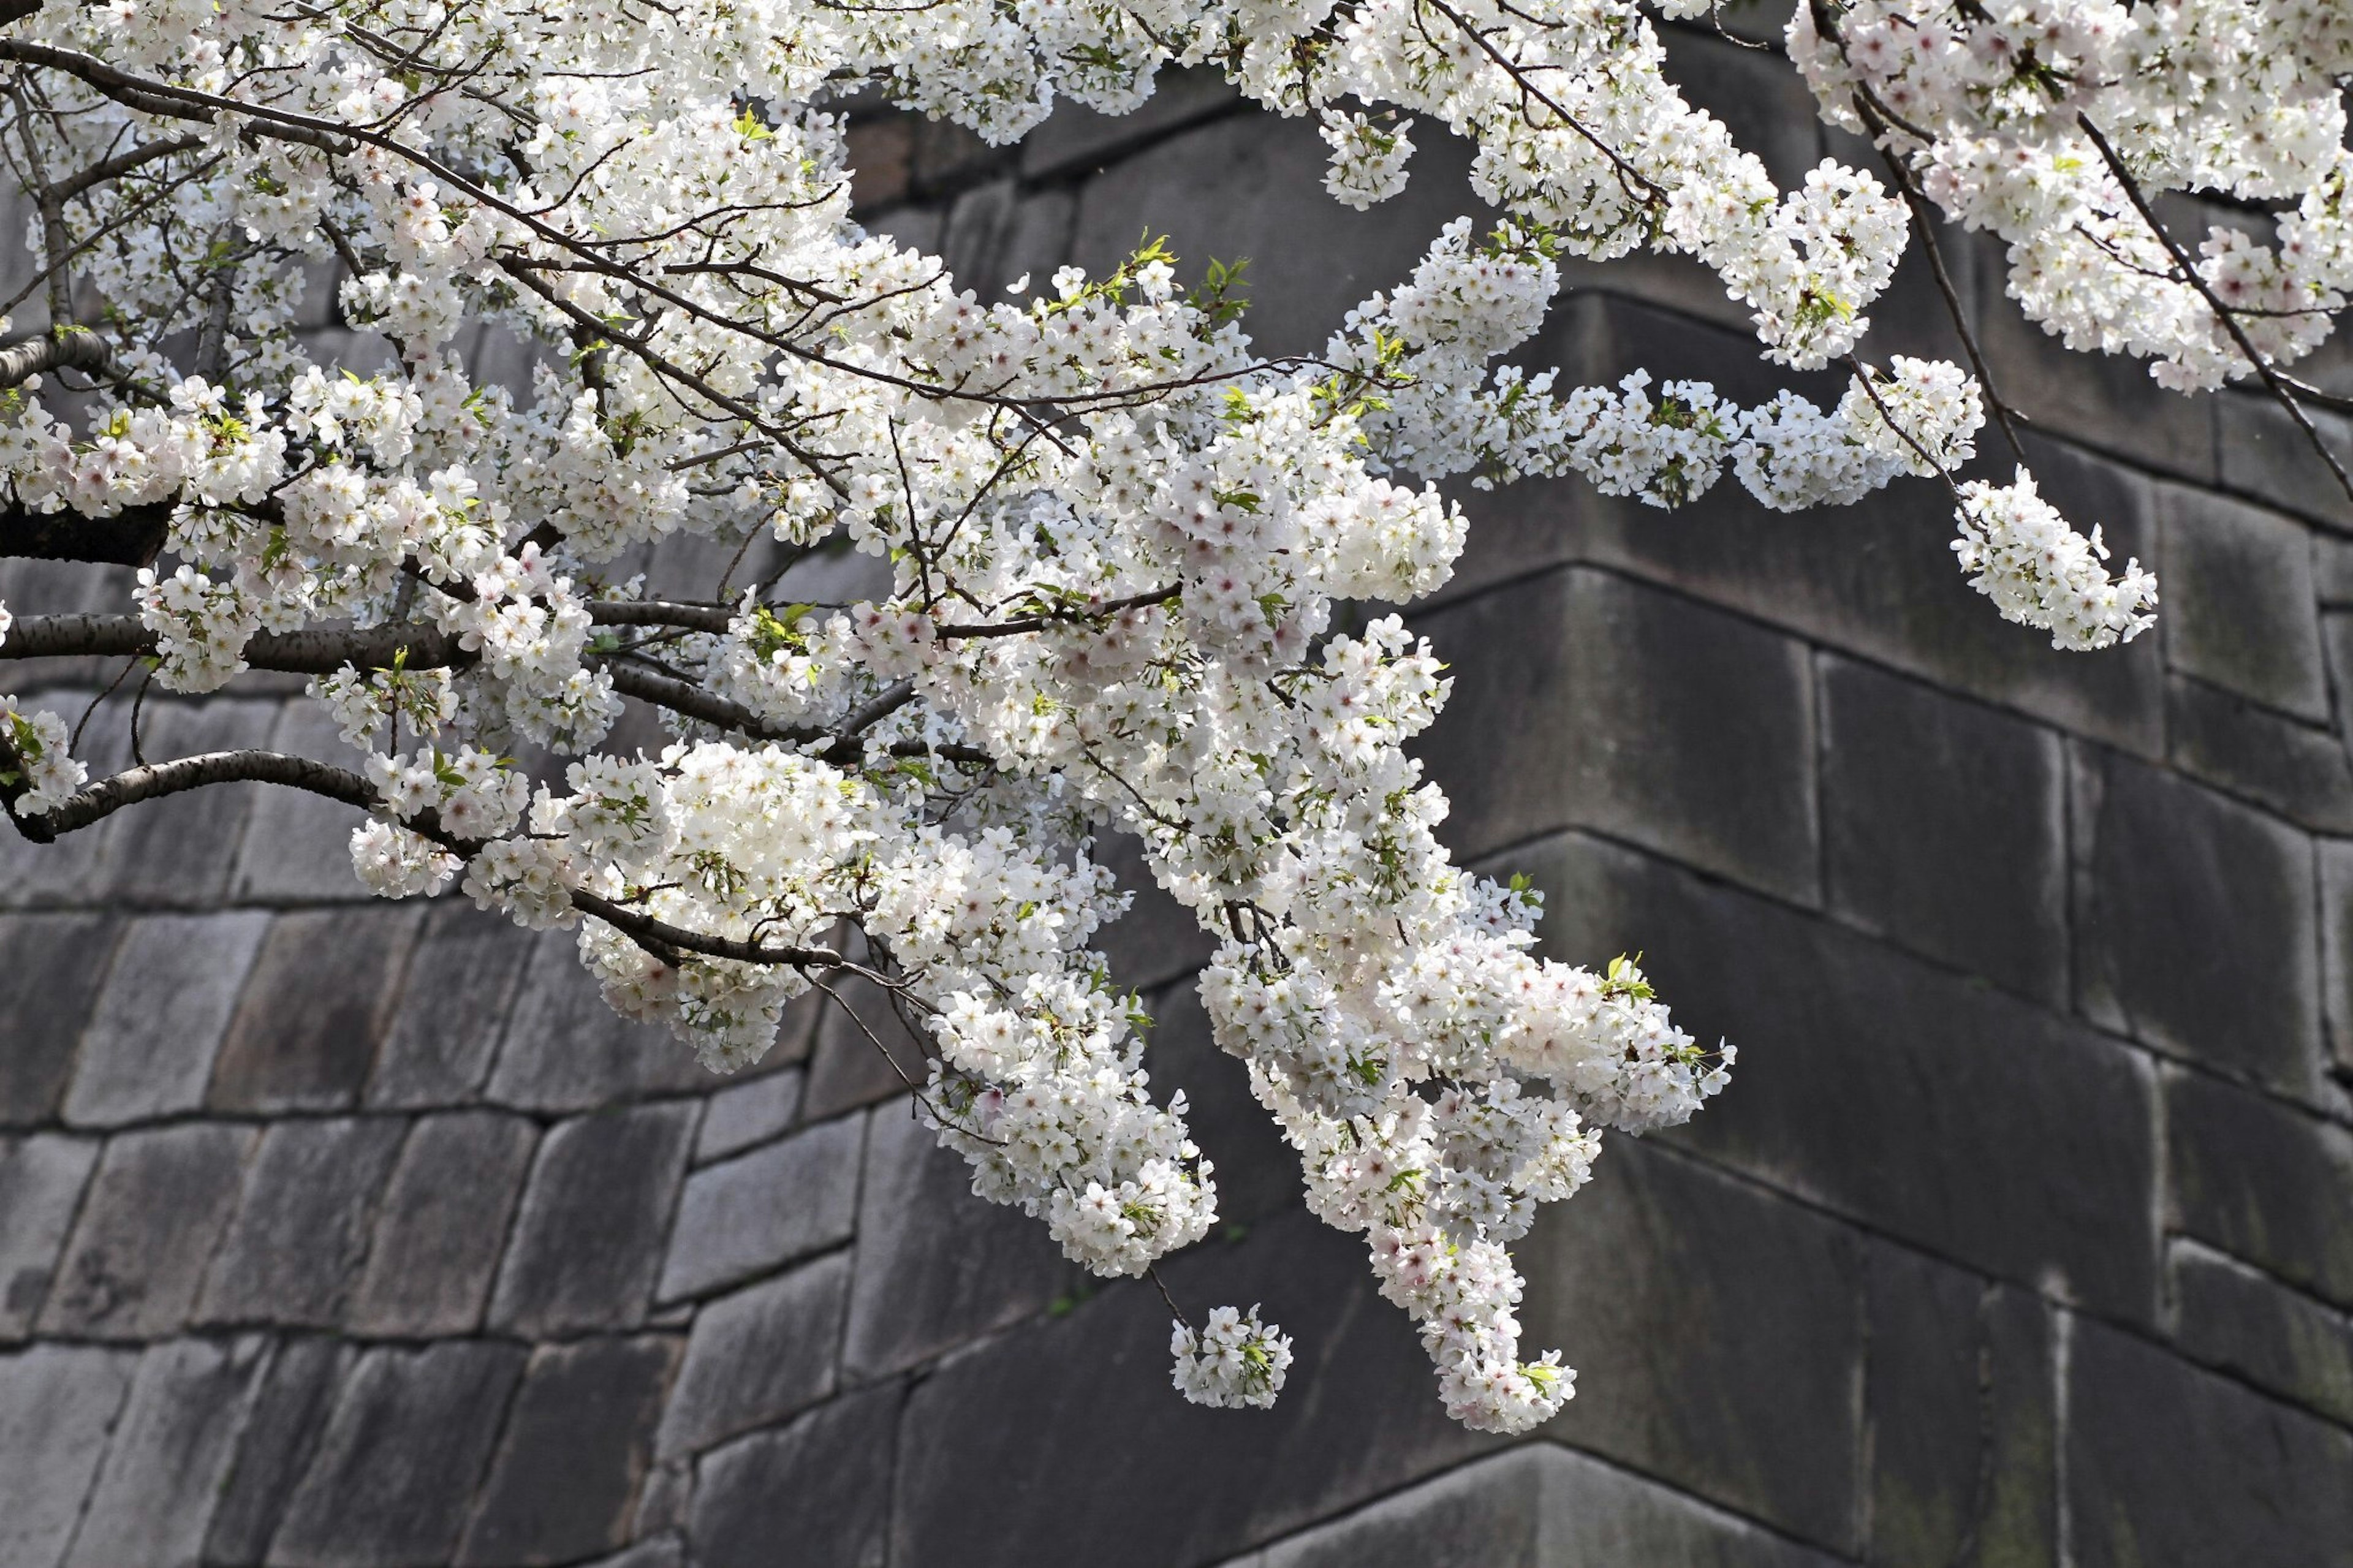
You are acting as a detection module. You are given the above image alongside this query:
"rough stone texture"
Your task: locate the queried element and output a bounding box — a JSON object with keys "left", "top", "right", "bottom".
{"left": 347, "top": 1111, "right": 538, "bottom": 1338}
{"left": 657, "top": 1112, "right": 863, "bottom": 1303}
{"left": 490, "top": 1102, "right": 699, "bottom": 1338}
{"left": 6, "top": 63, "right": 2353, "bottom": 1568}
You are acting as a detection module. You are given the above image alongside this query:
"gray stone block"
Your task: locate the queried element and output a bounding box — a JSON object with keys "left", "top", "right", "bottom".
{"left": 890, "top": 1208, "right": 1491, "bottom": 1567}
{"left": 656, "top": 1251, "right": 849, "bottom": 1460}
{"left": 658, "top": 1112, "right": 863, "bottom": 1302}
{"left": 689, "top": 1383, "right": 901, "bottom": 1568}
{"left": 197, "top": 1118, "right": 406, "bottom": 1328}
{"left": 694, "top": 1068, "right": 803, "bottom": 1165}
{"left": 1021, "top": 65, "right": 1238, "bottom": 181}
{"left": 0, "top": 1134, "right": 96, "bottom": 1341}
{"left": 2322, "top": 536, "right": 2353, "bottom": 604}
{"left": 801, "top": 973, "right": 930, "bottom": 1122}
{"left": 2327, "top": 840, "right": 2353, "bottom": 1075}
{"left": 840, "top": 1098, "right": 1072, "bottom": 1381}
{"left": 1093, "top": 828, "right": 1217, "bottom": 994}
{"left": 268, "top": 1341, "right": 526, "bottom": 1568}
{"left": 2072, "top": 749, "right": 2322, "bottom": 1099}
{"left": 484, "top": 931, "right": 713, "bottom": 1113}
{"left": 365, "top": 901, "right": 538, "bottom": 1108}
{"left": 1510, "top": 830, "right": 2160, "bottom": 1320}
{"left": 0, "top": 913, "right": 121, "bottom": 1124}
{"left": 99, "top": 697, "right": 281, "bottom": 903}
{"left": 2066, "top": 1316, "right": 2353, "bottom": 1568}
{"left": 64, "top": 912, "right": 268, "bottom": 1127}
{"left": 1820, "top": 656, "right": 2069, "bottom": 1005}
{"left": 0, "top": 1344, "right": 135, "bottom": 1568}
{"left": 2157, "top": 485, "right": 2331, "bottom": 721}
{"left": 347, "top": 1111, "right": 537, "bottom": 1338}
{"left": 1862, "top": 1247, "right": 2055, "bottom": 1568}
{"left": 457, "top": 1335, "right": 681, "bottom": 1568}
{"left": 41, "top": 1123, "right": 256, "bottom": 1339}
{"left": 204, "top": 1337, "right": 354, "bottom": 1567}
{"left": 1143, "top": 982, "right": 1298, "bottom": 1225}
{"left": 2165, "top": 674, "right": 2353, "bottom": 834}
{"left": 66, "top": 1335, "right": 271, "bottom": 1568}
{"left": 2165, "top": 1071, "right": 2353, "bottom": 1313}
{"left": 2215, "top": 388, "right": 2353, "bottom": 532}
{"left": 2172, "top": 1241, "right": 2353, "bottom": 1428}
{"left": 1256, "top": 1443, "right": 1847, "bottom": 1568}
{"left": 229, "top": 699, "right": 373, "bottom": 901}
{"left": 0, "top": 698, "right": 131, "bottom": 911}
{"left": 1418, "top": 567, "right": 1819, "bottom": 906}
{"left": 940, "top": 180, "right": 1074, "bottom": 301}
{"left": 489, "top": 1102, "right": 699, "bottom": 1338}
{"left": 209, "top": 907, "right": 426, "bottom": 1113}
{"left": 580, "top": 1542, "right": 683, "bottom": 1568}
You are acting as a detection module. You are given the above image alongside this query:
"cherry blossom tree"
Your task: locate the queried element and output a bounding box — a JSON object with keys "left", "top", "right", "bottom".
{"left": 0, "top": 0, "right": 2341, "bottom": 1430}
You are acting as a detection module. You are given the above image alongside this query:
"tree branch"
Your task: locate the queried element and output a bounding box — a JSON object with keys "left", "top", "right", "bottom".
{"left": 0, "top": 500, "right": 173, "bottom": 566}
{"left": 0, "top": 331, "right": 131, "bottom": 390}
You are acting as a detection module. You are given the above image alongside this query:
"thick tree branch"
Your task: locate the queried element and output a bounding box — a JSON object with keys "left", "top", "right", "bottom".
{"left": 6, "top": 746, "right": 377, "bottom": 842}
{"left": 0, "top": 331, "right": 131, "bottom": 389}
{"left": 0, "top": 499, "right": 173, "bottom": 566}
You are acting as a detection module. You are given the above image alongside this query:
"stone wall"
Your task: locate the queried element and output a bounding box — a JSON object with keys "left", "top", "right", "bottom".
{"left": 5, "top": 9, "right": 2353, "bottom": 1565}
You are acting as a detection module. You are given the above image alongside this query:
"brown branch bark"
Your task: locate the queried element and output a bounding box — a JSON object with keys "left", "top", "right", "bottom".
{"left": 0, "top": 332, "right": 130, "bottom": 389}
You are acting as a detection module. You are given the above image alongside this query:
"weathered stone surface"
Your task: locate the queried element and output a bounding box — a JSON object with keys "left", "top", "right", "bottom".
{"left": 210, "top": 907, "right": 425, "bottom": 1113}
{"left": 483, "top": 932, "right": 712, "bottom": 1113}
{"left": 0, "top": 1134, "right": 96, "bottom": 1341}
{"left": 1512, "top": 830, "right": 2159, "bottom": 1320}
{"left": 41, "top": 1123, "right": 256, "bottom": 1339}
{"left": 801, "top": 972, "right": 930, "bottom": 1122}
{"left": 347, "top": 1110, "right": 537, "bottom": 1338}
{"left": 891, "top": 1209, "right": 1494, "bottom": 1568}
{"left": 0, "top": 1344, "right": 134, "bottom": 1568}
{"left": 489, "top": 1102, "right": 698, "bottom": 1337}
{"left": 2165, "top": 1071, "right": 2353, "bottom": 1312}
{"left": 204, "top": 1337, "right": 354, "bottom": 1567}
{"left": 2165, "top": 674, "right": 2353, "bottom": 833}
{"left": 99, "top": 697, "right": 281, "bottom": 903}
{"left": 64, "top": 912, "right": 268, "bottom": 1127}
{"left": 690, "top": 1383, "right": 901, "bottom": 1568}
{"left": 268, "top": 1341, "right": 526, "bottom": 1568}
{"left": 2322, "top": 838, "right": 2353, "bottom": 1074}
{"left": 365, "top": 903, "right": 538, "bottom": 1108}
{"left": 230, "top": 699, "right": 376, "bottom": 901}
{"left": 657, "top": 1112, "right": 863, "bottom": 1302}
{"left": 1093, "top": 828, "right": 1218, "bottom": 993}
{"left": 694, "top": 1068, "right": 803, "bottom": 1165}
{"left": 2215, "top": 387, "right": 2353, "bottom": 532}
{"left": 2072, "top": 749, "right": 2322, "bottom": 1099}
{"left": 656, "top": 1251, "right": 849, "bottom": 1460}
{"left": 2067, "top": 1316, "right": 2353, "bottom": 1568}
{"left": 2158, "top": 485, "right": 2331, "bottom": 721}
{"left": 0, "top": 913, "right": 121, "bottom": 1124}
{"left": 1142, "top": 982, "right": 1298, "bottom": 1226}
{"left": 1021, "top": 64, "right": 1238, "bottom": 181}
{"left": 1418, "top": 566, "right": 1820, "bottom": 905}
{"left": 66, "top": 1335, "right": 271, "bottom": 1568}
{"left": 1862, "top": 1247, "right": 2055, "bottom": 1568}
{"left": 841, "top": 1098, "right": 1071, "bottom": 1381}
{"left": 457, "top": 1335, "right": 681, "bottom": 1568}
{"left": 197, "top": 1118, "right": 406, "bottom": 1328}
{"left": 2172, "top": 1242, "right": 2353, "bottom": 1428}
{"left": 1252, "top": 1444, "right": 1846, "bottom": 1568}
{"left": 1819, "top": 656, "right": 2069, "bottom": 1004}
{"left": 940, "top": 179, "right": 1074, "bottom": 300}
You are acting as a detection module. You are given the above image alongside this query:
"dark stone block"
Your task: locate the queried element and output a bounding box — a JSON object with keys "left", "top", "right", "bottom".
{"left": 1093, "top": 828, "right": 1217, "bottom": 995}
{"left": 1417, "top": 567, "right": 1819, "bottom": 905}
{"left": 690, "top": 1384, "right": 901, "bottom": 1568}
{"left": 457, "top": 1335, "right": 681, "bottom": 1568}
{"left": 694, "top": 1068, "right": 803, "bottom": 1165}
{"left": 2066, "top": 1317, "right": 2353, "bottom": 1568}
{"left": 1143, "top": 982, "right": 1299, "bottom": 1227}
{"left": 1862, "top": 1246, "right": 2055, "bottom": 1568}
{"left": 658, "top": 1112, "right": 863, "bottom": 1302}
{"left": 0, "top": 1134, "right": 96, "bottom": 1340}
{"left": 839, "top": 1099, "right": 1073, "bottom": 1382}
{"left": 0, "top": 1344, "right": 136, "bottom": 1567}
{"left": 656, "top": 1251, "right": 849, "bottom": 1460}
{"left": 229, "top": 699, "right": 375, "bottom": 901}
{"left": 64, "top": 912, "right": 268, "bottom": 1126}
{"left": 2327, "top": 840, "right": 2353, "bottom": 1074}
{"left": 199, "top": 1118, "right": 406, "bottom": 1328}
{"left": 2072, "top": 750, "right": 2322, "bottom": 1099}
{"left": 1510, "top": 830, "right": 2160, "bottom": 1321}
{"left": 890, "top": 1210, "right": 1495, "bottom": 1568}
{"left": 940, "top": 180, "right": 1074, "bottom": 301}
{"left": 347, "top": 1111, "right": 537, "bottom": 1338}
{"left": 366, "top": 903, "right": 539, "bottom": 1109}
{"left": 0, "top": 912, "right": 120, "bottom": 1124}
{"left": 268, "top": 1341, "right": 526, "bottom": 1568}
{"left": 801, "top": 974, "right": 930, "bottom": 1123}
{"left": 2215, "top": 388, "right": 2353, "bottom": 532}
{"left": 2165, "top": 675, "right": 2353, "bottom": 834}
{"left": 40, "top": 1123, "right": 256, "bottom": 1339}
{"left": 99, "top": 697, "right": 281, "bottom": 903}
{"left": 66, "top": 1335, "right": 271, "bottom": 1568}
{"left": 2157, "top": 485, "right": 2330, "bottom": 721}
{"left": 1021, "top": 66, "right": 1239, "bottom": 181}
{"left": 205, "top": 1336, "right": 355, "bottom": 1567}
{"left": 210, "top": 907, "right": 426, "bottom": 1113}
{"left": 2165, "top": 1072, "right": 2353, "bottom": 1312}
{"left": 1820, "top": 656, "right": 2069, "bottom": 1004}
{"left": 488, "top": 1102, "right": 698, "bottom": 1338}
{"left": 2172, "top": 1243, "right": 2353, "bottom": 1428}
{"left": 483, "top": 932, "right": 713, "bottom": 1113}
